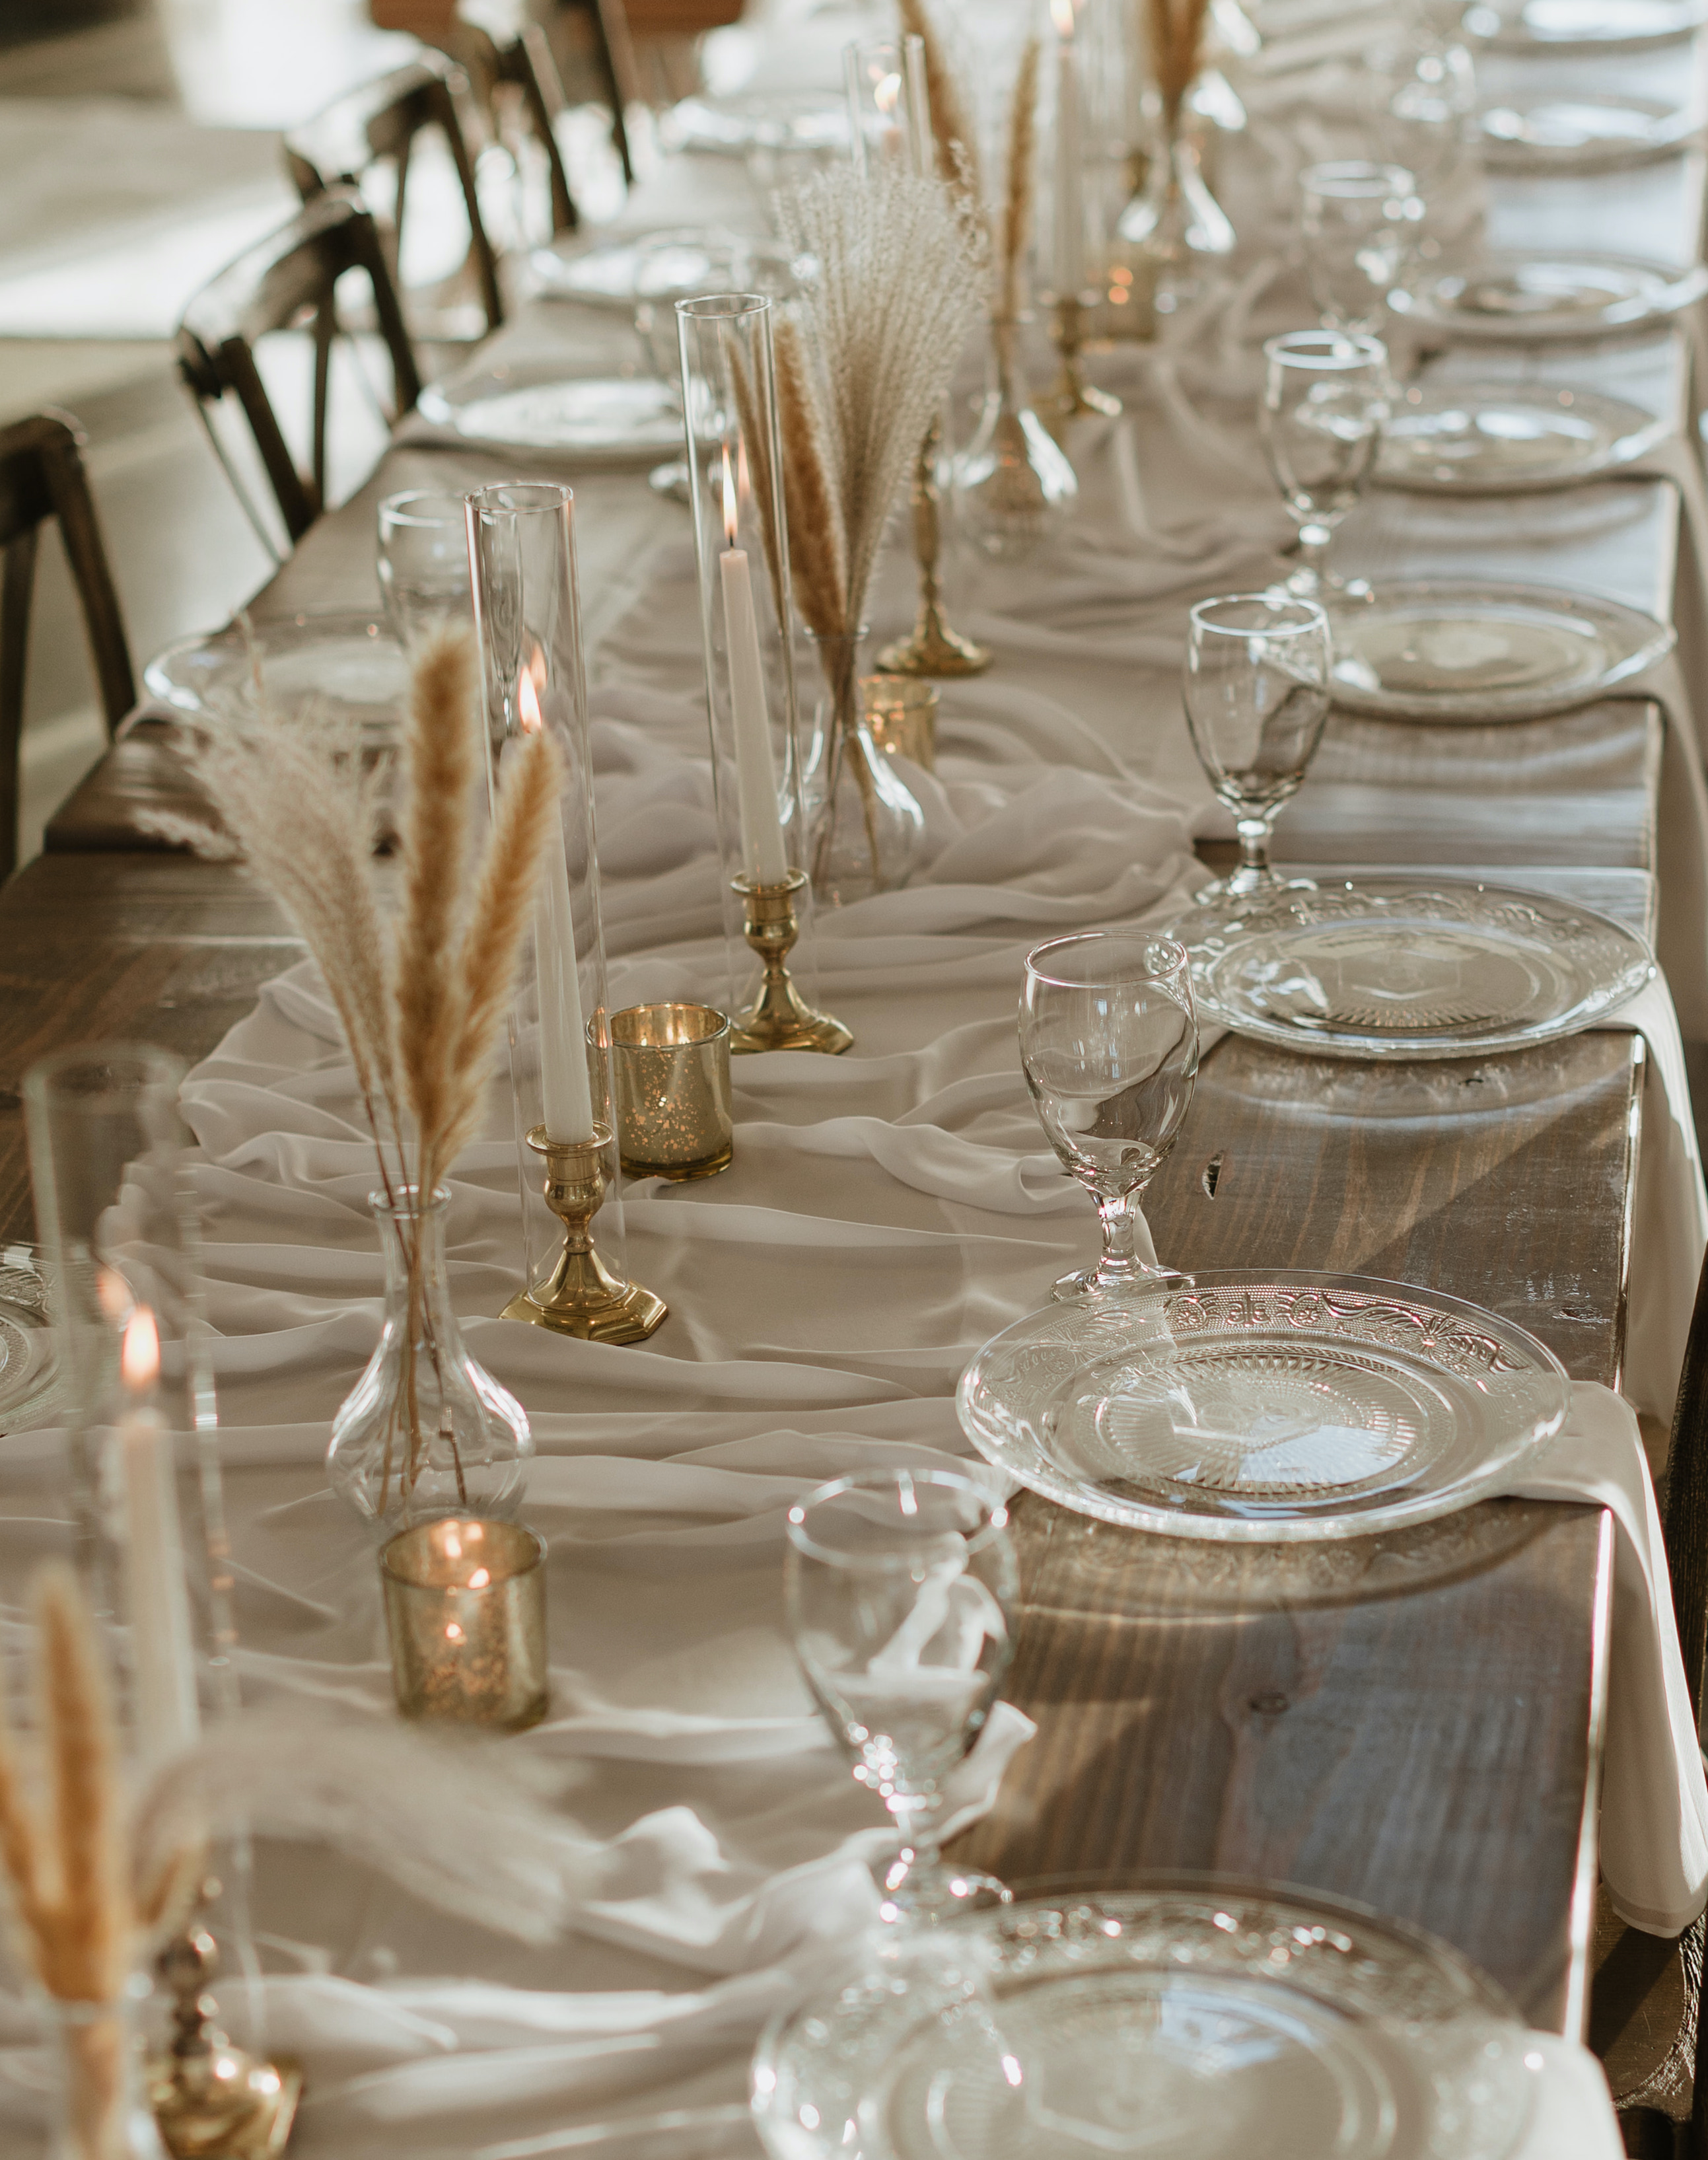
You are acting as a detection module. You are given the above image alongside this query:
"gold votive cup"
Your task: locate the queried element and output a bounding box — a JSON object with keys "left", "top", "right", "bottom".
{"left": 861, "top": 675, "right": 939, "bottom": 770}
{"left": 380, "top": 1517, "right": 548, "bottom": 1731}
{"left": 611, "top": 1002, "right": 733, "bottom": 1180}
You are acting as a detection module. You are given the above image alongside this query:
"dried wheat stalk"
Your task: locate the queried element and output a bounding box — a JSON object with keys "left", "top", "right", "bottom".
{"left": 999, "top": 37, "right": 1040, "bottom": 328}
{"left": 896, "top": 0, "right": 983, "bottom": 211}
{"left": 1146, "top": 0, "right": 1210, "bottom": 118}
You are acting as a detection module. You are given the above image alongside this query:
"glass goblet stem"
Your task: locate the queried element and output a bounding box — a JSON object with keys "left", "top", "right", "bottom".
{"left": 1094, "top": 1184, "right": 1160, "bottom": 1289}
{"left": 1230, "top": 809, "right": 1283, "bottom": 894}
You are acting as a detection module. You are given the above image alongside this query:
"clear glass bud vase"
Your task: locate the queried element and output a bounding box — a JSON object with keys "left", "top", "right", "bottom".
{"left": 46, "top": 1992, "right": 164, "bottom": 2160}
{"left": 958, "top": 319, "right": 1078, "bottom": 562}
{"left": 328, "top": 1186, "right": 532, "bottom": 1536}
{"left": 799, "top": 630, "right": 925, "bottom": 906}
{"left": 1115, "top": 96, "right": 1236, "bottom": 327}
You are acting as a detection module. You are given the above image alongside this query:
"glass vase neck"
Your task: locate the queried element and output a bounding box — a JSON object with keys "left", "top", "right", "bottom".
{"left": 44, "top": 1992, "right": 164, "bottom": 2160}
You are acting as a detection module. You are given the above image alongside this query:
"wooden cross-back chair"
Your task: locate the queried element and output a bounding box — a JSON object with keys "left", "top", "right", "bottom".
{"left": 0, "top": 412, "right": 134, "bottom": 885}
{"left": 175, "top": 187, "right": 422, "bottom": 557}
{"left": 283, "top": 51, "right": 507, "bottom": 341}
{"left": 452, "top": 9, "right": 583, "bottom": 238}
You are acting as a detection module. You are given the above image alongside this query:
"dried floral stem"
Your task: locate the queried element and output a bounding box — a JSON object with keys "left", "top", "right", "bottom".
{"left": 896, "top": 0, "right": 983, "bottom": 213}
{"left": 999, "top": 37, "right": 1040, "bottom": 330}
{"left": 1146, "top": 0, "right": 1209, "bottom": 122}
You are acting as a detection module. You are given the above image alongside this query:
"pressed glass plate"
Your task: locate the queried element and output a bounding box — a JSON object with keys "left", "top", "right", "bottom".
{"left": 1477, "top": 94, "right": 1698, "bottom": 171}
{"left": 658, "top": 92, "right": 852, "bottom": 157}
{"left": 1376, "top": 382, "right": 1664, "bottom": 493}
{"left": 144, "top": 613, "right": 409, "bottom": 742}
{"left": 754, "top": 1880, "right": 1537, "bottom": 2160}
{"left": 1388, "top": 252, "right": 1708, "bottom": 342}
{"left": 955, "top": 1272, "right": 1569, "bottom": 1541}
{"left": 528, "top": 237, "right": 680, "bottom": 309}
{"left": 417, "top": 367, "right": 684, "bottom": 460}
{"left": 1327, "top": 580, "right": 1672, "bottom": 721}
{"left": 1481, "top": 0, "right": 1708, "bottom": 50}
{"left": 1171, "top": 877, "right": 1654, "bottom": 1060}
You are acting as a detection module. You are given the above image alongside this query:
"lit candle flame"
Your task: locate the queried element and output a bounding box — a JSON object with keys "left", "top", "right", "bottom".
{"left": 517, "top": 666, "right": 543, "bottom": 735}
{"left": 721, "top": 445, "right": 740, "bottom": 548}
{"left": 1051, "top": 0, "right": 1074, "bottom": 33}
{"left": 874, "top": 69, "right": 901, "bottom": 116}
{"left": 121, "top": 1305, "right": 160, "bottom": 1394}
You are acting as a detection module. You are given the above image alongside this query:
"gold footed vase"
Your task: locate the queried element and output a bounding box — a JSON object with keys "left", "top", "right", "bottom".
{"left": 1040, "top": 295, "right": 1123, "bottom": 439}
{"left": 877, "top": 417, "right": 990, "bottom": 681}
{"left": 729, "top": 871, "right": 853, "bottom": 1056}
{"left": 502, "top": 1124, "right": 668, "bottom": 1343}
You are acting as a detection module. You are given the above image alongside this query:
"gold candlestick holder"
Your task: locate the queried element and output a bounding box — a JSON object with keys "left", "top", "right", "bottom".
{"left": 729, "top": 871, "right": 853, "bottom": 1056}
{"left": 876, "top": 417, "right": 991, "bottom": 680}
{"left": 501, "top": 1123, "right": 668, "bottom": 1342}
{"left": 148, "top": 1895, "right": 302, "bottom": 2159}
{"left": 1041, "top": 295, "right": 1123, "bottom": 438}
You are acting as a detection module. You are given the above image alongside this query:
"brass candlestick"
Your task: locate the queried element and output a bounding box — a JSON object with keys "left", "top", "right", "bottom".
{"left": 876, "top": 417, "right": 991, "bottom": 680}
{"left": 1040, "top": 295, "right": 1123, "bottom": 438}
{"left": 501, "top": 1123, "right": 668, "bottom": 1342}
{"left": 148, "top": 1898, "right": 302, "bottom": 2159}
{"left": 729, "top": 871, "right": 853, "bottom": 1056}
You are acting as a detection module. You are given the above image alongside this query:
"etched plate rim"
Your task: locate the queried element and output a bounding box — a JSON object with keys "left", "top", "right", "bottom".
{"left": 955, "top": 1270, "right": 1571, "bottom": 1543}
{"left": 1387, "top": 250, "right": 1708, "bottom": 343}
{"left": 0, "top": 1241, "right": 60, "bottom": 1439}
{"left": 143, "top": 611, "right": 407, "bottom": 735}
{"left": 1373, "top": 381, "right": 1667, "bottom": 495}
{"left": 754, "top": 1877, "right": 1534, "bottom": 2160}
{"left": 1476, "top": 92, "right": 1699, "bottom": 171}
{"left": 1325, "top": 579, "right": 1672, "bottom": 721}
{"left": 1483, "top": 0, "right": 1708, "bottom": 53}
{"left": 1166, "top": 875, "right": 1655, "bottom": 1060}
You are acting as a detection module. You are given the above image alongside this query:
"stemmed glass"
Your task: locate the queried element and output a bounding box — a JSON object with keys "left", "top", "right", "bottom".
{"left": 1184, "top": 593, "right": 1333, "bottom": 902}
{"left": 376, "top": 491, "right": 472, "bottom": 650}
{"left": 1299, "top": 160, "right": 1423, "bottom": 332}
{"left": 1020, "top": 932, "right": 1198, "bottom": 1302}
{"left": 785, "top": 1468, "right": 1018, "bottom": 1926}
{"left": 1260, "top": 330, "right": 1389, "bottom": 598}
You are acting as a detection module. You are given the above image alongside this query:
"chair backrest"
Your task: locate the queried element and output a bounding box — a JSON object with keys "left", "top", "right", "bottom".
{"left": 0, "top": 411, "right": 135, "bottom": 883}
{"left": 283, "top": 52, "right": 505, "bottom": 339}
{"left": 175, "top": 187, "right": 423, "bottom": 553}
{"left": 1664, "top": 1245, "right": 1708, "bottom": 1726}
{"left": 454, "top": 9, "right": 581, "bottom": 236}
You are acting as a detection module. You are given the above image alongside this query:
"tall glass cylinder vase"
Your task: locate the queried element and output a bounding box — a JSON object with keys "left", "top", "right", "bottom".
{"left": 1112, "top": 90, "right": 1235, "bottom": 332}
{"left": 958, "top": 318, "right": 1079, "bottom": 561}
{"left": 676, "top": 295, "right": 806, "bottom": 954}
{"left": 22, "top": 1046, "right": 234, "bottom": 1762}
{"left": 44, "top": 1988, "right": 165, "bottom": 2160}
{"left": 798, "top": 628, "right": 926, "bottom": 906}
{"left": 466, "top": 482, "right": 635, "bottom": 1319}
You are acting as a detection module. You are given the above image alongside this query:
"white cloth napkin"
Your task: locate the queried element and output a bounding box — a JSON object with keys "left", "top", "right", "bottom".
{"left": 1512, "top": 1383, "right": 1708, "bottom": 1937}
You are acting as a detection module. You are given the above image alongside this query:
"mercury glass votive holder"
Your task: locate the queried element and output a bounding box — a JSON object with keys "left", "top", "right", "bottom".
{"left": 380, "top": 1518, "right": 548, "bottom": 1731}
{"left": 861, "top": 676, "right": 939, "bottom": 772}
{"left": 611, "top": 1003, "right": 733, "bottom": 1180}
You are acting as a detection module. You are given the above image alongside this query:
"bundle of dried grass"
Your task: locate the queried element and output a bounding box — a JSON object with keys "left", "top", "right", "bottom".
{"left": 896, "top": 0, "right": 982, "bottom": 210}
{"left": 1146, "top": 0, "right": 1211, "bottom": 120}
{"left": 147, "top": 628, "right": 562, "bottom": 1512}
{"left": 771, "top": 164, "right": 984, "bottom": 881}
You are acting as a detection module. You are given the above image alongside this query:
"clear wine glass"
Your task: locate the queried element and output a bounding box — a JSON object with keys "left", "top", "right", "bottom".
{"left": 1299, "top": 160, "right": 1423, "bottom": 333}
{"left": 1184, "top": 593, "right": 1333, "bottom": 902}
{"left": 1020, "top": 931, "right": 1198, "bottom": 1303}
{"left": 1260, "top": 330, "right": 1389, "bottom": 598}
{"left": 785, "top": 1467, "right": 1018, "bottom": 1926}
{"left": 376, "top": 491, "right": 472, "bottom": 651}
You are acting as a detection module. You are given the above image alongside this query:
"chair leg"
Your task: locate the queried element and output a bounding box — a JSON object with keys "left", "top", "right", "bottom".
{"left": 0, "top": 530, "right": 36, "bottom": 884}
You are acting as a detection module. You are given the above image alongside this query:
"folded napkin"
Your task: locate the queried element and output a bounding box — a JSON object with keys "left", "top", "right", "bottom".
{"left": 1511, "top": 1382, "right": 1708, "bottom": 1938}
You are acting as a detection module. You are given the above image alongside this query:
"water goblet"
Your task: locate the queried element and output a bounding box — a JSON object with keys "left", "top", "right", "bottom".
{"left": 1299, "top": 160, "right": 1423, "bottom": 333}
{"left": 1260, "top": 330, "right": 1389, "bottom": 598}
{"left": 376, "top": 491, "right": 472, "bottom": 651}
{"left": 1020, "top": 931, "right": 1198, "bottom": 1303}
{"left": 785, "top": 1467, "right": 1018, "bottom": 1927}
{"left": 1184, "top": 593, "right": 1332, "bottom": 902}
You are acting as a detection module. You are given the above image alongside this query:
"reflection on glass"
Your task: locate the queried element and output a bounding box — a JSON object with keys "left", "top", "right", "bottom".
{"left": 1260, "top": 330, "right": 1389, "bottom": 598}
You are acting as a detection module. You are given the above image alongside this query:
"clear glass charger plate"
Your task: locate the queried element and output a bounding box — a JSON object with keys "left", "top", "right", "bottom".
{"left": 145, "top": 612, "right": 409, "bottom": 742}
{"left": 0, "top": 1244, "right": 60, "bottom": 1438}
{"left": 954, "top": 1270, "right": 1569, "bottom": 1542}
{"left": 1169, "top": 875, "right": 1654, "bottom": 1060}
{"left": 1326, "top": 579, "right": 1672, "bottom": 721}
{"left": 417, "top": 365, "right": 683, "bottom": 460}
{"left": 1375, "top": 381, "right": 1664, "bottom": 492}
{"left": 1388, "top": 251, "right": 1708, "bottom": 342}
{"left": 528, "top": 231, "right": 740, "bottom": 309}
{"left": 1477, "top": 93, "right": 1699, "bottom": 171}
{"left": 657, "top": 91, "right": 851, "bottom": 157}
{"left": 1479, "top": 0, "right": 1708, "bottom": 49}
{"left": 753, "top": 1878, "right": 1538, "bottom": 2160}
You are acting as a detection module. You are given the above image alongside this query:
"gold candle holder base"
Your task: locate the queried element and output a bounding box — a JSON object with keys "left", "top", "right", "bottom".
{"left": 729, "top": 871, "right": 853, "bottom": 1056}
{"left": 501, "top": 1123, "right": 668, "bottom": 1342}
{"left": 149, "top": 1904, "right": 302, "bottom": 2159}
{"left": 876, "top": 415, "right": 991, "bottom": 681}
{"left": 1040, "top": 295, "right": 1123, "bottom": 438}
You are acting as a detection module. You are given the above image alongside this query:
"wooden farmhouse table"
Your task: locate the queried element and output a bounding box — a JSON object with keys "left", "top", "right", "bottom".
{"left": 4, "top": 20, "right": 1706, "bottom": 2058}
